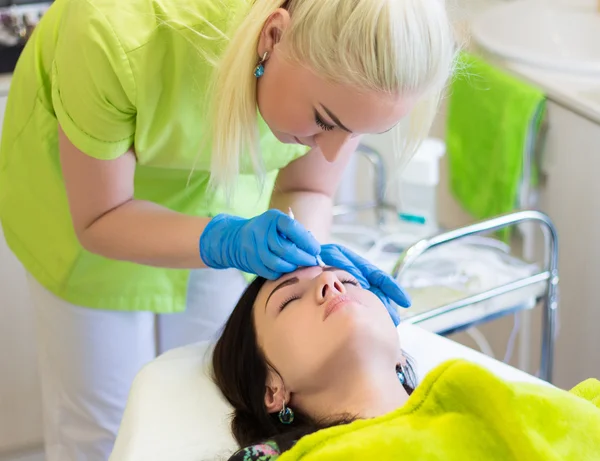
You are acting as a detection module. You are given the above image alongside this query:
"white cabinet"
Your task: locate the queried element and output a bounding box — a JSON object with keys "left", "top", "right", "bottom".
{"left": 537, "top": 102, "right": 600, "bottom": 388}
{"left": 0, "top": 94, "right": 44, "bottom": 453}
{"left": 434, "top": 94, "right": 600, "bottom": 389}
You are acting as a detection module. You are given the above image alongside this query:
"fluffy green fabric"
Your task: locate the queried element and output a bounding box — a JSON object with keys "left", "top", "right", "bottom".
{"left": 279, "top": 360, "right": 600, "bottom": 460}
{"left": 447, "top": 53, "right": 545, "bottom": 231}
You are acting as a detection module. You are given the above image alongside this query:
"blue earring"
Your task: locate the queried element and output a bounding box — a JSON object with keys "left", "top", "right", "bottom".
{"left": 397, "top": 365, "right": 406, "bottom": 385}
{"left": 278, "top": 401, "right": 294, "bottom": 424}
{"left": 254, "top": 52, "right": 268, "bottom": 78}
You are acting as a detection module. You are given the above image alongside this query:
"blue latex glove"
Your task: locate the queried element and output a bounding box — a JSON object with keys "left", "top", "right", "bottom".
{"left": 319, "top": 244, "right": 411, "bottom": 326}
{"left": 200, "top": 210, "right": 321, "bottom": 280}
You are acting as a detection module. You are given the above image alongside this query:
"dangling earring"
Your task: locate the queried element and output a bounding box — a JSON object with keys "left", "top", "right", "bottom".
{"left": 278, "top": 400, "right": 294, "bottom": 424}
{"left": 397, "top": 364, "right": 406, "bottom": 385}
{"left": 254, "top": 52, "right": 269, "bottom": 78}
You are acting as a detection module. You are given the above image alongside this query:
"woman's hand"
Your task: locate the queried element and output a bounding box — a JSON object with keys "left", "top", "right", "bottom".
{"left": 319, "top": 244, "right": 411, "bottom": 326}
{"left": 199, "top": 210, "right": 321, "bottom": 280}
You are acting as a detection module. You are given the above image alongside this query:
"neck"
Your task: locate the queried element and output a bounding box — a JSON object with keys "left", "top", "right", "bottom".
{"left": 294, "top": 366, "right": 409, "bottom": 423}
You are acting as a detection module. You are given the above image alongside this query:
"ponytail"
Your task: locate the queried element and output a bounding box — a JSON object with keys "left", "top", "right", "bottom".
{"left": 206, "top": 0, "right": 287, "bottom": 196}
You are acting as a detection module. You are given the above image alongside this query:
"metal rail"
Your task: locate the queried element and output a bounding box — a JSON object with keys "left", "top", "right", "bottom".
{"left": 391, "top": 210, "right": 559, "bottom": 383}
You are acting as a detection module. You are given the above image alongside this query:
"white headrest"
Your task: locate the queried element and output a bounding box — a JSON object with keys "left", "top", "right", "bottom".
{"left": 110, "top": 341, "right": 236, "bottom": 461}
{"left": 110, "top": 324, "right": 547, "bottom": 461}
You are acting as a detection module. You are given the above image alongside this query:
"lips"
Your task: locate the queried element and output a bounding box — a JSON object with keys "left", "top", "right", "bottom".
{"left": 323, "top": 295, "right": 353, "bottom": 321}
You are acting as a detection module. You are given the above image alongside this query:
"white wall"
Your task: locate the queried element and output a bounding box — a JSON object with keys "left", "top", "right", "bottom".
{"left": 0, "top": 94, "right": 44, "bottom": 454}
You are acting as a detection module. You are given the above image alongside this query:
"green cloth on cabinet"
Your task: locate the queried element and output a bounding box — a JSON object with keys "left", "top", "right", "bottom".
{"left": 447, "top": 53, "right": 545, "bottom": 225}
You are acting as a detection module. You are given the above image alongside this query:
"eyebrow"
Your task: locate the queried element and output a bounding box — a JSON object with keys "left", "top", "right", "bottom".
{"left": 264, "top": 267, "right": 339, "bottom": 310}
{"left": 320, "top": 104, "right": 399, "bottom": 135}
{"left": 320, "top": 105, "right": 352, "bottom": 133}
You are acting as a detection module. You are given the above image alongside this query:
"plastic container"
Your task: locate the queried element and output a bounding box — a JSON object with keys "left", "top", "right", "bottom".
{"left": 397, "top": 138, "right": 446, "bottom": 232}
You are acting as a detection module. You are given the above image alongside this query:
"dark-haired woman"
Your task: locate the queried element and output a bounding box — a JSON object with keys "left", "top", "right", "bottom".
{"left": 213, "top": 266, "right": 600, "bottom": 460}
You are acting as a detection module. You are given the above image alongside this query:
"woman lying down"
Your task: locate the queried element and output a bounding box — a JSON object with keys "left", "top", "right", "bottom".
{"left": 212, "top": 266, "right": 600, "bottom": 460}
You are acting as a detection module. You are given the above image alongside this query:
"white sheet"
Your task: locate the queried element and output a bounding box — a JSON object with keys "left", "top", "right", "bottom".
{"left": 109, "top": 324, "right": 549, "bottom": 461}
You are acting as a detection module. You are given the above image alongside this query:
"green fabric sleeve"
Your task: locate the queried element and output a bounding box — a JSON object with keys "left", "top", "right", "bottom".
{"left": 51, "top": 0, "right": 136, "bottom": 159}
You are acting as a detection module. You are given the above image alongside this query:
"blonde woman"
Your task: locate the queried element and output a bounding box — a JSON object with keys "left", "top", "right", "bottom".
{"left": 0, "top": 0, "right": 456, "bottom": 459}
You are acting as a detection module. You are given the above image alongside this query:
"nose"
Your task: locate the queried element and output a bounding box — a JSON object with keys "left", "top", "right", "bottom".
{"left": 316, "top": 271, "right": 346, "bottom": 303}
{"left": 315, "top": 131, "right": 354, "bottom": 162}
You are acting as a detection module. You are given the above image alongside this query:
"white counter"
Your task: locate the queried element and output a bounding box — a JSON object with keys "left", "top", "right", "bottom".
{"left": 454, "top": 0, "right": 600, "bottom": 125}
{"left": 493, "top": 61, "right": 600, "bottom": 125}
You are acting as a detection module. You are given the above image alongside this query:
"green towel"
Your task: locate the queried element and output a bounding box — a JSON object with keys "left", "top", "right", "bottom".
{"left": 447, "top": 53, "right": 546, "bottom": 222}
{"left": 279, "top": 360, "right": 600, "bottom": 460}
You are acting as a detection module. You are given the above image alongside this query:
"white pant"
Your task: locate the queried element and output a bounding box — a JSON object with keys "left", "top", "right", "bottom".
{"left": 28, "top": 269, "right": 247, "bottom": 461}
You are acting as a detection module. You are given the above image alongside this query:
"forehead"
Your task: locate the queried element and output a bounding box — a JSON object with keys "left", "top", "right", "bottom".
{"left": 261, "top": 266, "right": 326, "bottom": 292}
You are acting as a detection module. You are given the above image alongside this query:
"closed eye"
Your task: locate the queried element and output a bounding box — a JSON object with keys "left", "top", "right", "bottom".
{"left": 340, "top": 279, "right": 359, "bottom": 286}
{"left": 314, "top": 110, "right": 335, "bottom": 131}
{"left": 274, "top": 272, "right": 359, "bottom": 311}
{"left": 278, "top": 294, "right": 301, "bottom": 311}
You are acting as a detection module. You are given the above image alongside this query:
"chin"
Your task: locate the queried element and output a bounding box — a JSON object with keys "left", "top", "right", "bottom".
{"left": 272, "top": 130, "right": 314, "bottom": 148}
{"left": 329, "top": 303, "right": 382, "bottom": 331}
{"left": 336, "top": 304, "right": 398, "bottom": 339}
{"left": 326, "top": 314, "right": 400, "bottom": 367}
{"left": 271, "top": 131, "right": 291, "bottom": 144}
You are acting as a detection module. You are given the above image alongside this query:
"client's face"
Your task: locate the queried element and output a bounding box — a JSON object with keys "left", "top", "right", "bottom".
{"left": 253, "top": 266, "right": 401, "bottom": 394}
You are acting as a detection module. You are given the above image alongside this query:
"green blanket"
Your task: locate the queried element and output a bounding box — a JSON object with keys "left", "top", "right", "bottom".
{"left": 279, "top": 360, "right": 600, "bottom": 460}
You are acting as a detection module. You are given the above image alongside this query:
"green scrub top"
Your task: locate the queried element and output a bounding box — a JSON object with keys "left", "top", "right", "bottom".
{"left": 0, "top": 0, "right": 307, "bottom": 312}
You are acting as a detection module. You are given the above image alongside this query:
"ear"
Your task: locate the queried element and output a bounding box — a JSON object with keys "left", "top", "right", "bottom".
{"left": 257, "top": 8, "right": 291, "bottom": 58}
{"left": 264, "top": 368, "right": 289, "bottom": 413}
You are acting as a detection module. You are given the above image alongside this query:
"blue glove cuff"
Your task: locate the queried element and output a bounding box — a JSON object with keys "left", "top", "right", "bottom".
{"left": 199, "top": 214, "right": 245, "bottom": 268}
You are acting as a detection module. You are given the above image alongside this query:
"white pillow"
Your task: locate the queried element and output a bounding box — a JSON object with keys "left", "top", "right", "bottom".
{"left": 109, "top": 341, "right": 237, "bottom": 461}
{"left": 110, "top": 324, "right": 548, "bottom": 461}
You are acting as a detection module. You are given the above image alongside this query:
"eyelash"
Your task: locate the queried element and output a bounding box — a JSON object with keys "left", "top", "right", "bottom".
{"left": 278, "top": 279, "right": 359, "bottom": 311}
{"left": 278, "top": 295, "right": 300, "bottom": 311}
{"left": 341, "top": 279, "right": 359, "bottom": 286}
{"left": 315, "top": 112, "right": 335, "bottom": 132}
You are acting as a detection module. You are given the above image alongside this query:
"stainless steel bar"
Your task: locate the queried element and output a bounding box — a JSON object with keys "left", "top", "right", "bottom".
{"left": 335, "top": 144, "right": 398, "bottom": 225}
{"left": 403, "top": 271, "right": 550, "bottom": 324}
{"left": 391, "top": 210, "right": 559, "bottom": 383}
{"left": 392, "top": 211, "right": 557, "bottom": 278}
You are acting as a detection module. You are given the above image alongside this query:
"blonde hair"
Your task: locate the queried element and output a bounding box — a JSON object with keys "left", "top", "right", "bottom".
{"left": 208, "top": 0, "right": 457, "bottom": 192}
